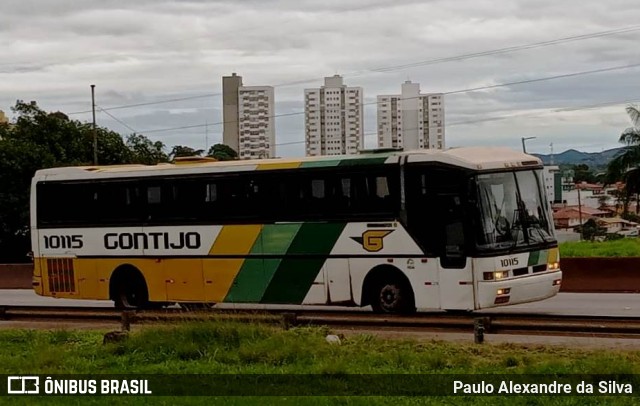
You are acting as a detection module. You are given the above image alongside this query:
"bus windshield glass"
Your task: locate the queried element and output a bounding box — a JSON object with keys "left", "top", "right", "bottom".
{"left": 475, "top": 169, "right": 554, "bottom": 251}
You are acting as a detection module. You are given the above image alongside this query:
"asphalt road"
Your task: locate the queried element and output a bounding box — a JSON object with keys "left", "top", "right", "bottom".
{"left": 1, "top": 290, "right": 640, "bottom": 317}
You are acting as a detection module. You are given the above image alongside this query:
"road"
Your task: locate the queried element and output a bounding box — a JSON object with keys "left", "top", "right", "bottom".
{"left": 1, "top": 290, "right": 640, "bottom": 317}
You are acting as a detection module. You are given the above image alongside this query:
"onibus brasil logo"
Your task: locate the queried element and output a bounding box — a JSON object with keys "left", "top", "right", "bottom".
{"left": 351, "top": 230, "right": 394, "bottom": 252}
{"left": 7, "top": 376, "right": 152, "bottom": 395}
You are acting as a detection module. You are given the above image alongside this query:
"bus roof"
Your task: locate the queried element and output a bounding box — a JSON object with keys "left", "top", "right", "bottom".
{"left": 33, "top": 147, "right": 542, "bottom": 181}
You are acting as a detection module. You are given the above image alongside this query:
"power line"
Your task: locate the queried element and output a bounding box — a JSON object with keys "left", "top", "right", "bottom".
{"left": 93, "top": 96, "right": 640, "bottom": 148}
{"left": 136, "top": 60, "right": 640, "bottom": 135}
{"left": 444, "top": 62, "right": 640, "bottom": 95}
{"left": 66, "top": 24, "right": 640, "bottom": 115}
{"left": 367, "top": 25, "right": 640, "bottom": 73}
{"left": 98, "top": 107, "right": 139, "bottom": 134}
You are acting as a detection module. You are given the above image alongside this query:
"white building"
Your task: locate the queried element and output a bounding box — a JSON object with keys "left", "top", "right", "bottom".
{"left": 222, "top": 73, "right": 276, "bottom": 159}
{"left": 305, "top": 75, "right": 363, "bottom": 156}
{"left": 377, "top": 81, "right": 444, "bottom": 150}
{"left": 542, "top": 165, "right": 560, "bottom": 205}
{"left": 238, "top": 86, "right": 275, "bottom": 159}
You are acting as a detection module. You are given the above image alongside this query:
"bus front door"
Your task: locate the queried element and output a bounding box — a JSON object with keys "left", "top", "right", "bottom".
{"left": 435, "top": 193, "right": 475, "bottom": 311}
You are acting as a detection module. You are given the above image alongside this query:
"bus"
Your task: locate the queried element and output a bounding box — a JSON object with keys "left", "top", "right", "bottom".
{"left": 30, "top": 147, "right": 561, "bottom": 313}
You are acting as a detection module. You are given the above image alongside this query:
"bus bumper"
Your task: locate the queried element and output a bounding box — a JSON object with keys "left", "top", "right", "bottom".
{"left": 476, "top": 270, "right": 562, "bottom": 309}
{"left": 32, "top": 275, "right": 44, "bottom": 296}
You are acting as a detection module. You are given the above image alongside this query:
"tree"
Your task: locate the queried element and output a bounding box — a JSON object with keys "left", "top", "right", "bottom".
{"left": 0, "top": 101, "right": 133, "bottom": 261}
{"left": 597, "top": 194, "right": 611, "bottom": 209}
{"left": 206, "top": 144, "right": 238, "bottom": 161}
{"left": 577, "top": 218, "right": 606, "bottom": 242}
{"left": 169, "top": 145, "right": 204, "bottom": 161}
{"left": 126, "top": 134, "right": 169, "bottom": 165}
{"left": 606, "top": 105, "right": 640, "bottom": 214}
{"left": 571, "top": 164, "right": 595, "bottom": 183}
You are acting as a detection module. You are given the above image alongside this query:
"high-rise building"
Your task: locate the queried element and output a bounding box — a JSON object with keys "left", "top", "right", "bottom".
{"left": 377, "top": 81, "right": 444, "bottom": 150}
{"left": 0, "top": 110, "right": 7, "bottom": 124}
{"left": 305, "top": 75, "right": 363, "bottom": 156}
{"left": 238, "top": 85, "right": 275, "bottom": 159}
{"left": 222, "top": 73, "right": 275, "bottom": 159}
{"left": 222, "top": 73, "right": 243, "bottom": 153}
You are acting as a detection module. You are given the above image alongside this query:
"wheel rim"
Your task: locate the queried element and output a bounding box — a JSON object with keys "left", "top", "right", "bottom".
{"left": 119, "top": 283, "right": 141, "bottom": 308}
{"left": 379, "top": 284, "right": 400, "bottom": 311}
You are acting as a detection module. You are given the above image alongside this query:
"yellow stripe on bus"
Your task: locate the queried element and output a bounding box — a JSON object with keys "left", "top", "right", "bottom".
{"left": 204, "top": 224, "right": 262, "bottom": 302}
{"left": 256, "top": 161, "right": 301, "bottom": 170}
{"left": 548, "top": 247, "right": 560, "bottom": 264}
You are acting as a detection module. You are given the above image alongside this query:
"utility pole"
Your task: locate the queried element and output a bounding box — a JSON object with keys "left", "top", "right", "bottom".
{"left": 91, "top": 84, "right": 97, "bottom": 165}
{"left": 577, "top": 184, "right": 583, "bottom": 240}
{"left": 205, "top": 121, "right": 209, "bottom": 152}
{"left": 521, "top": 136, "right": 536, "bottom": 153}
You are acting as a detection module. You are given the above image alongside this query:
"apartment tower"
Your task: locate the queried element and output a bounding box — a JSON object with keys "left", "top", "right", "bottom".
{"left": 222, "top": 73, "right": 275, "bottom": 159}
{"left": 377, "top": 81, "right": 444, "bottom": 150}
{"left": 305, "top": 75, "right": 363, "bottom": 156}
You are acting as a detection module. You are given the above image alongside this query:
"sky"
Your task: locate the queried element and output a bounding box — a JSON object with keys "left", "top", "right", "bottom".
{"left": 1, "top": 0, "right": 639, "bottom": 157}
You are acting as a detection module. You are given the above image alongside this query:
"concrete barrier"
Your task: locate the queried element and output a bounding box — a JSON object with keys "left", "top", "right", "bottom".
{"left": 1, "top": 259, "right": 640, "bottom": 293}
{"left": 0, "top": 264, "right": 33, "bottom": 289}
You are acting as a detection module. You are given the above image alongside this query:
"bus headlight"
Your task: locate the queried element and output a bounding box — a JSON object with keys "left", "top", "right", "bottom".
{"left": 497, "top": 288, "right": 511, "bottom": 295}
{"left": 483, "top": 271, "right": 510, "bottom": 281}
{"left": 548, "top": 262, "right": 560, "bottom": 271}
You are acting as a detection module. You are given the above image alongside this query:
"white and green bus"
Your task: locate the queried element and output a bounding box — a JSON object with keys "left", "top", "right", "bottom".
{"left": 31, "top": 147, "right": 561, "bottom": 313}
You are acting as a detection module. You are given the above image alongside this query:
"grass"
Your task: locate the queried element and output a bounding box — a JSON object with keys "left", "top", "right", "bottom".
{"left": 1, "top": 321, "right": 640, "bottom": 405}
{"left": 560, "top": 238, "right": 640, "bottom": 257}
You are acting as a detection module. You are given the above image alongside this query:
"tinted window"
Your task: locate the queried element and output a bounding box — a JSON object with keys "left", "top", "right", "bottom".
{"left": 37, "top": 164, "right": 401, "bottom": 227}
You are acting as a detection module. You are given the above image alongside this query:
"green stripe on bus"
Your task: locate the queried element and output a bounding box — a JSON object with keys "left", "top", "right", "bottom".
{"left": 224, "top": 224, "right": 302, "bottom": 303}
{"left": 260, "top": 222, "right": 346, "bottom": 304}
{"left": 538, "top": 250, "right": 549, "bottom": 265}
{"left": 299, "top": 160, "right": 341, "bottom": 168}
{"left": 337, "top": 157, "right": 390, "bottom": 166}
{"left": 527, "top": 250, "right": 540, "bottom": 267}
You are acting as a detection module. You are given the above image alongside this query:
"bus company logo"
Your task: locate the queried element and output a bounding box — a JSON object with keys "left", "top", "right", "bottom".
{"left": 351, "top": 230, "right": 394, "bottom": 252}
{"left": 7, "top": 376, "right": 40, "bottom": 394}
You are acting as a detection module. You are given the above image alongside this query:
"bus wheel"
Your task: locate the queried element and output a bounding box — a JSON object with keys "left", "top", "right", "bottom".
{"left": 371, "top": 278, "right": 415, "bottom": 314}
{"left": 111, "top": 268, "right": 149, "bottom": 309}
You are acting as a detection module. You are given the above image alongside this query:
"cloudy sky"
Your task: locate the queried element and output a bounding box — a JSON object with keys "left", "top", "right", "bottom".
{"left": 1, "top": 0, "right": 639, "bottom": 157}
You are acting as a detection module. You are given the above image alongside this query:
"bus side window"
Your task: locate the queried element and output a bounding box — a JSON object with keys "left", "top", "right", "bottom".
{"left": 338, "top": 177, "right": 352, "bottom": 211}
{"left": 147, "top": 186, "right": 161, "bottom": 204}
{"left": 205, "top": 183, "right": 217, "bottom": 203}
{"left": 95, "top": 182, "right": 142, "bottom": 224}
{"left": 439, "top": 193, "right": 467, "bottom": 269}
{"left": 309, "top": 178, "right": 326, "bottom": 215}
{"left": 144, "top": 185, "right": 164, "bottom": 222}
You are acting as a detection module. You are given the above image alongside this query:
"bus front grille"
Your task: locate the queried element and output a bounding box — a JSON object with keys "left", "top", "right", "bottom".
{"left": 46, "top": 258, "right": 76, "bottom": 293}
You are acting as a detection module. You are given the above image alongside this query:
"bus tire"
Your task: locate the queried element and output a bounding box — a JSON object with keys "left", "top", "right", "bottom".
{"left": 110, "top": 266, "right": 149, "bottom": 309}
{"left": 366, "top": 271, "right": 416, "bottom": 314}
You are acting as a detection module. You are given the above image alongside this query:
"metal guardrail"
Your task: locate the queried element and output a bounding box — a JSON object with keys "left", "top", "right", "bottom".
{"left": 2, "top": 306, "right": 640, "bottom": 339}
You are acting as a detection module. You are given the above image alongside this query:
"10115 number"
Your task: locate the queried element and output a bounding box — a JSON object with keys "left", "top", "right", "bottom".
{"left": 499, "top": 257, "right": 519, "bottom": 267}
{"left": 43, "top": 235, "right": 83, "bottom": 249}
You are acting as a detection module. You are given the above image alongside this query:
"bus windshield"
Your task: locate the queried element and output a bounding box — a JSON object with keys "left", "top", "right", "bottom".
{"left": 475, "top": 169, "right": 554, "bottom": 251}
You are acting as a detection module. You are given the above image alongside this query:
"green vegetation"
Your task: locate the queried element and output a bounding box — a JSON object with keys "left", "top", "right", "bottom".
{"left": 0, "top": 101, "right": 237, "bottom": 261}
{"left": 606, "top": 104, "right": 640, "bottom": 213}
{"left": 2, "top": 322, "right": 640, "bottom": 405}
{"left": 560, "top": 238, "right": 640, "bottom": 257}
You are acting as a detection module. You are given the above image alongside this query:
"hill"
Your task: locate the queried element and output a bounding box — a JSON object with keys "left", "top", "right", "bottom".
{"left": 532, "top": 147, "right": 623, "bottom": 168}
